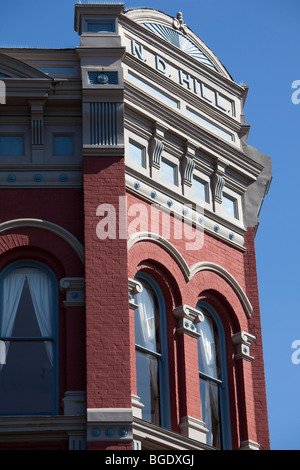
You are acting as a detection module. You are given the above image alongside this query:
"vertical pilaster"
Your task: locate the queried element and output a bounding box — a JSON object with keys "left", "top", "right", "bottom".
{"left": 75, "top": 3, "right": 132, "bottom": 450}
{"left": 173, "top": 305, "right": 209, "bottom": 443}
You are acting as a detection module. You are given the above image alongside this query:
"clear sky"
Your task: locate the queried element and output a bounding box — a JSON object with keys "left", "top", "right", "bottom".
{"left": 0, "top": 0, "right": 299, "bottom": 451}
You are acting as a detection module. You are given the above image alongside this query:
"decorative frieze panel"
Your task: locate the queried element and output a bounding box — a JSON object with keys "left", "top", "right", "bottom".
{"left": 0, "top": 170, "right": 82, "bottom": 188}
{"left": 88, "top": 71, "right": 118, "bottom": 85}
{"left": 32, "top": 119, "right": 43, "bottom": 146}
{"left": 87, "top": 408, "right": 133, "bottom": 443}
{"left": 90, "top": 102, "right": 118, "bottom": 146}
{"left": 29, "top": 101, "right": 45, "bottom": 164}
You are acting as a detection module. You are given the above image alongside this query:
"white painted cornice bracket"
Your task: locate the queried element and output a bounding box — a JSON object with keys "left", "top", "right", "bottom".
{"left": 60, "top": 277, "right": 85, "bottom": 308}
{"left": 173, "top": 304, "right": 204, "bottom": 338}
{"left": 232, "top": 331, "right": 256, "bottom": 362}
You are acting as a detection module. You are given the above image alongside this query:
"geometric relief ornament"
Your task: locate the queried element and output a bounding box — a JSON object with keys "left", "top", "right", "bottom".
{"left": 88, "top": 71, "right": 118, "bottom": 85}
{"left": 143, "top": 19, "right": 217, "bottom": 71}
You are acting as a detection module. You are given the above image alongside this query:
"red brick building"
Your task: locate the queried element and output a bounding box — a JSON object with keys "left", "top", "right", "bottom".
{"left": 0, "top": 3, "right": 271, "bottom": 450}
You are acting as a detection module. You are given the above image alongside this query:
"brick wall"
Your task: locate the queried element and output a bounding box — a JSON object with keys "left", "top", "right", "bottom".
{"left": 127, "top": 191, "right": 270, "bottom": 449}
{"left": 0, "top": 188, "right": 86, "bottom": 411}
{"left": 83, "top": 156, "right": 132, "bottom": 449}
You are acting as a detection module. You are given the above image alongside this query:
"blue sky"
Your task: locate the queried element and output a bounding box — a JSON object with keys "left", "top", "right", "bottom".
{"left": 1, "top": 0, "right": 299, "bottom": 450}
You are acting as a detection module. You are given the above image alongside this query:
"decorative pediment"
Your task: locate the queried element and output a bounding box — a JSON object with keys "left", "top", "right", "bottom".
{"left": 124, "top": 9, "right": 232, "bottom": 79}
{"left": 0, "top": 52, "right": 51, "bottom": 80}
{"left": 142, "top": 22, "right": 217, "bottom": 72}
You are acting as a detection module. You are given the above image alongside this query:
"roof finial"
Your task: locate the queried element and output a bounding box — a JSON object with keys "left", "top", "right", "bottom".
{"left": 173, "top": 11, "right": 187, "bottom": 34}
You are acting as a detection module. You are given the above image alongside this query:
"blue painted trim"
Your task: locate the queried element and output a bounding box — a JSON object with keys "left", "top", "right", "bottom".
{"left": 0, "top": 260, "right": 59, "bottom": 416}
{"left": 196, "top": 301, "right": 232, "bottom": 450}
{"left": 134, "top": 271, "right": 171, "bottom": 430}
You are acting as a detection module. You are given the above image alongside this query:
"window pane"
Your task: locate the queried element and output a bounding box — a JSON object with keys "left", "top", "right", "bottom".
{"left": 0, "top": 266, "right": 55, "bottom": 415}
{"left": 161, "top": 159, "right": 176, "bottom": 185}
{"left": 54, "top": 135, "right": 73, "bottom": 156}
{"left": 223, "top": 195, "right": 236, "bottom": 218}
{"left": 129, "top": 141, "right": 144, "bottom": 167}
{"left": 0, "top": 341, "right": 54, "bottom": 415}
{"left": 193, "top": 177, "right": 207, "bottom": 201}
{"left": 197, "top": 314, "right": 220, "bottom": 380}
{"left": 136, "top": 350, "right": 160, "bottom": 425}
{"left": 134, "top": 280, "right": 160, "bottom": 354}
{"left": 0, "top": 136, "right": 23, "bottom": 156}
{"left": 200, "top": 378, "right": 221, "bottom": 448}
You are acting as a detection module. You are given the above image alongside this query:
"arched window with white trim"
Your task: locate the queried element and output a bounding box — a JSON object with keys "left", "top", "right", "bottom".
{"left": 134, "top": 272, "right": 170, "bottom": 429}
{"left": 0, "top": 261, "right": 58, "bottom": 415}
{"left": 196, "top": 302, "right": 231, "bottom": 449}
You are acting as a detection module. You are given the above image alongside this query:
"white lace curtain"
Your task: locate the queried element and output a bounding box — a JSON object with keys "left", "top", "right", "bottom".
{"left": 1, "top": 267, "right": 53, "bottom": 366}
{"left": 135, "top": 284, "right": 157, "bottom": 352}
{"left": 198, "top": 314, "right": 220, "bottom": 447}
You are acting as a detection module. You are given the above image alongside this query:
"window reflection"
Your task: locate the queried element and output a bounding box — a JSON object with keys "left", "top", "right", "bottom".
{"left": 134, "top": 279, "right": 161, "bottom": 426}
{"left": 197, "top": 312, "right": 222, "bottom": 448}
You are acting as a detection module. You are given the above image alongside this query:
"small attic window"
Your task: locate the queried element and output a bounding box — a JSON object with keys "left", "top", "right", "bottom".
{"left": 85, "top": 19, "right": 115, "bottom": 32}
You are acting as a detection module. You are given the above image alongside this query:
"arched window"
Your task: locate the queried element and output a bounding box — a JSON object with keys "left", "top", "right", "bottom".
{"left": 134, "top": 273, "right": 170, "bottom": 429}
{"left": 0, "top": 261, "right": 58, "bottom": 415}
{"left": 196, "top": 302, "right": 231, "bottom": 449}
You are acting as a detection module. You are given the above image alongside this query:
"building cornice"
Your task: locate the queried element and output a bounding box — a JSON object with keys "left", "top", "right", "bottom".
{"left": 124, "top": 53, "right": 242, "bottom": 129}
{"left": 124, "top": 91, "right": 263, "bottom": 182}
{"left": 120, "top": 11, "right": 236, "bottom": 85}
{"left": 0, "top": 416, "right": 86, "bottom": 442}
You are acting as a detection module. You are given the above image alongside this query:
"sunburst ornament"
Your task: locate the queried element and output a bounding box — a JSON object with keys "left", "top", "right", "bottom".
{"left": 143, "top": 14, "right": 217, "bottom": 71}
